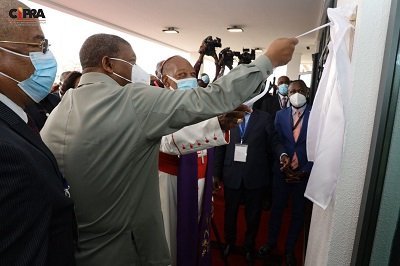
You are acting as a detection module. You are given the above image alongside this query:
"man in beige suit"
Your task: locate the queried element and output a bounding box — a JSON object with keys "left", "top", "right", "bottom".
{"left": 41, "top": 33, "right": 297, "bottom": 266}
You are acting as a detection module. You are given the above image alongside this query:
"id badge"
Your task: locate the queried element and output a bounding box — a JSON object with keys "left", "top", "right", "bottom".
{"left": 234, "top": 144, "right": 248, "bottom": 162}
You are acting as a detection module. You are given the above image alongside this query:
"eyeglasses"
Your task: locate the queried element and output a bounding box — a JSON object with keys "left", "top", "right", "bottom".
{"left": 0, "top": 38, "right": 49, "bottom": 54}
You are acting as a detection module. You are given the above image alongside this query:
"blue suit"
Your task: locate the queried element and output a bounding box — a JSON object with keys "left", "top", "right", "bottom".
{"left": 267, "top": 104, "right": 313, "bottom": 254}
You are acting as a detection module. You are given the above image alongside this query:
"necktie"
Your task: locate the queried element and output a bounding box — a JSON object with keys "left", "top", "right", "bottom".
{"left": 291, "top": 111, "right": 302, "bottom": 169}
{"left": 239, "top": 119, "right": 246, "bottom": 141}
{"left": 281, "top": 97, "right": 287, "bottom": 109}
{"left": 240, "top": 119, "right": 246, "bottom": 132}
{"left": 293, "top": 111, "right": 302, "bottom": 141}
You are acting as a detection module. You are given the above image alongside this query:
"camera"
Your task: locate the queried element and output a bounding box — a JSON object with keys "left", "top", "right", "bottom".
{"left": 234, "top": 48, "right": 255, "bottom": 64}
{"left": 203, "top": 36, "right": 222, "bottom": 56}
{"left": 218, "top": 47, "right": 234, "bottom": 68}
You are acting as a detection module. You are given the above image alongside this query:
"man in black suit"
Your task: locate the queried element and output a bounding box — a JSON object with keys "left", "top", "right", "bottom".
{"left": 253, "top": 76, "right": 291, "bottom": 210}
{"left": 254, "top": 75, "right": 290, "bottom": 119}
{"left": 214, "top": 108, "right": 288, "bottom": 264}
{"left": 0, "top": 1, "right": 76, "bottom": 265}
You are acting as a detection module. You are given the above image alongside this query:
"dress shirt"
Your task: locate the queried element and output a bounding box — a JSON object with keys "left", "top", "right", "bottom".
{"left": 0, "top": 93, "right": 27, "bottom": 123}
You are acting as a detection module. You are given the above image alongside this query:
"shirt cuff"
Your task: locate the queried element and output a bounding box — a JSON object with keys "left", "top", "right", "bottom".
{"left": 280, "top": 153, "right": 288, "bottom": 161}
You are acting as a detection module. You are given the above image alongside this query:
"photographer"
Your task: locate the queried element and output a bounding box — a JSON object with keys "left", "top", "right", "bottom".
{"left": 195, "top": 36, "right": 222, "bottom": 82}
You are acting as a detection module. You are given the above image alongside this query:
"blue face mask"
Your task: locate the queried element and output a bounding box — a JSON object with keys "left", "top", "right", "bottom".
{"left": 0, "top": 46, "right": 57, "bottom": 103}
{"left": 167, "top": 75, "right": 198, "bottom": 90}
{"left": 278, "top": 84, "right": 289, "bottom": 96}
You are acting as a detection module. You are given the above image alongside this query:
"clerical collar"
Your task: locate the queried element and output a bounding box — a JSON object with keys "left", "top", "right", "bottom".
{"left": 0, "top": 93, "right": 28, "bottom": 123}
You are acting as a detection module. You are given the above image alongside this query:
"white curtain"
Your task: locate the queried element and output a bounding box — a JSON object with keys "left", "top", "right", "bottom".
{"left": 305, "top": 4, "right": 356, "bottom": 209}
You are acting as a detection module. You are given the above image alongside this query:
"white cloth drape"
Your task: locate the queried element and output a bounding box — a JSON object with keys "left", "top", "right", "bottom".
{"left": 305, "top": 4, "right": 356, "bottom": 209}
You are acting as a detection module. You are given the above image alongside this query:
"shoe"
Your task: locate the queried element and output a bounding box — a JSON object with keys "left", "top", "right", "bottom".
{"left": 245, "top": 251, "right": 254, "bottom": 263}
{"left": 223, "top": 243, "right": 235, "bottom": 257}
{"left": 257, "top": 244, "right": 274, "bottom": 258}
{"left": 245, "top": 251, "right": 254, "bottom": 265}
{"left": 285, "top": 252, "right": 296, "bottom": 266}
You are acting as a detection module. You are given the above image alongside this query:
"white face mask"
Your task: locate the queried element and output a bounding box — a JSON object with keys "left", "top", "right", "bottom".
{"left": 289, "top": 92, "right": 307, "bottom": 108}
{"left": 109, "top": 58, "right": 150, "bottom": 84}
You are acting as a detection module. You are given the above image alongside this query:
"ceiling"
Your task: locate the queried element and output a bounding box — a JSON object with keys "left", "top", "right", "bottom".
{"left": 33, "top": 0, "right": 327, "bottom": 64}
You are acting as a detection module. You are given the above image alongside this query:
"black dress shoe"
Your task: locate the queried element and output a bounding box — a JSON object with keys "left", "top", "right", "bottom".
{"left": 257, "top": 244, "right": 273, "bottom": 258}
{"left": 223, "top": 244, "right": 235, "bottom": 257}
{"left": 285, "top": 252, "right": 296, "bottom": 266}
{"left": 245, "top": 251, "right": 254, "bottom": 265}
{"left": 245, "top": 251, "right": 254, "bottom": 262}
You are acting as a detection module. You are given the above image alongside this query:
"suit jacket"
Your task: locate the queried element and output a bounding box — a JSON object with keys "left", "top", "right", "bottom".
{"left": 0, "top": 101, "right": 76, "bottom": 266}
{"left": 25, "top": 93, "right": 60, "bottom": 130}
{"left": 254, "top": 94, "right": 283, "bottom": 120}
{"left": 215, "top": 110, "right": 284, "bottom": 190}
{"left": 274, "top": 105, "right": 313, "bottom": 174}
{"left": 41, "top": 55, "right": 273, "bottom": 266}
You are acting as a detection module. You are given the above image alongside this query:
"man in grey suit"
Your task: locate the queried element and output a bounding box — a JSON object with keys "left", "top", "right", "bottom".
{"left": 41, "top": 33, "right": 297, "bottom": 266}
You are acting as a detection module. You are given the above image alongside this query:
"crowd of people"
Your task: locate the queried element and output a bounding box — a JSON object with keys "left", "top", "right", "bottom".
{"left": 0, "top": 1, "right": 315, "bottom": 266}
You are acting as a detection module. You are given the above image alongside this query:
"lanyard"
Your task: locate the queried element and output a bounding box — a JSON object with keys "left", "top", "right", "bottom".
{"left": 239, "top": 119, "right": 248, "bottom": 143}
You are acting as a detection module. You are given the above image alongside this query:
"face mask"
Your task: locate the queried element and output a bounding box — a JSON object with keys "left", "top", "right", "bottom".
{"left": 132, "top": 64, "right": 150, "bottom": 84}
{"left": 278, "top": 84, "right": 288, "bottom": 96}
{"left": 201, "top": 74, "right": 210, "bottom": 84}
{"left": 110, "top": 58, "right": 150, "bottom": 84}
{"left": 0, "top": 47, "right": 57, "bottom": 103}
{"left": 167, "top": 75, "right": 198, "bottom": 91}
{"left": 289, "top": 92, "right": 307, "bottom": 108}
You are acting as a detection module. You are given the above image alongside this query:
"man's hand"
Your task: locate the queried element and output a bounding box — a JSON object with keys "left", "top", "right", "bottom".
{"left": 218, "top": 104, "right": 252, "bottom": 131}
{"left": 280, "top": 154, "right": 290, "bottom": 170}
{"left": 265, "top": 38, "right": 298, "bottom": 67}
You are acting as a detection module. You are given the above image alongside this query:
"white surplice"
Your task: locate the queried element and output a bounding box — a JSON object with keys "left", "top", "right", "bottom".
{"left": 159, "top": 117, "right": 229, "bottom": 265}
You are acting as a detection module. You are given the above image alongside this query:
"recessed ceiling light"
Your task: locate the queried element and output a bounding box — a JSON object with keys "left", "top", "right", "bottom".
{"left": 227, "top": 26, "right": 244, "bottom": 33}
{"left": 162, "top": 27, "right": 179, "bottom": 34}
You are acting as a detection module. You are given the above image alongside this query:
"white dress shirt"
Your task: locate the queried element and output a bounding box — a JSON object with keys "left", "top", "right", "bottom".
{"left": 0, "top": 93, "right": 28, "bottom": 123}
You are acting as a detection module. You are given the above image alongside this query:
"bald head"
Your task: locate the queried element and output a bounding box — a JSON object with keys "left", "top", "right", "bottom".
{"left": 160, "top": 56, "right": 189, "bottom": 76}
{"left": 277, "top": 76, "right": 290, "bottom": 86}
{"left": 0, "top": 0, "right": 47, "bottom": 107}
{"left": 160, "top": 56, "right": 196, "bottom": 90}
{"left": 79, "top": 34, "right": 132, "bottom": 69}
{"left": 0, "top": 1, "right": 30, "bottom": 40}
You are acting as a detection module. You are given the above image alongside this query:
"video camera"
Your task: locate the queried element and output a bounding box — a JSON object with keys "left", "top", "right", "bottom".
{"left": 234, "top": 48, "right": 256, "bottom": 64}
{"left": 218, "top": 47, "right": 234, "bottom": 69}
{"left": 203, "top": 36, "right": 222, "bottom": 56}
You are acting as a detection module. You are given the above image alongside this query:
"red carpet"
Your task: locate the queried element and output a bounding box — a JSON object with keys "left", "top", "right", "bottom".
{"left": 210, "top": 186, "right": 306, "bottom": 266}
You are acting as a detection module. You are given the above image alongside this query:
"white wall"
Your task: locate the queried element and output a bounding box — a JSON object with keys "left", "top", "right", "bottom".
{"left": 286, "top": 53, "right": 302, "bottom": 80}
{"left": 305, "top": 0, "right": 393, "bottom": 265}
